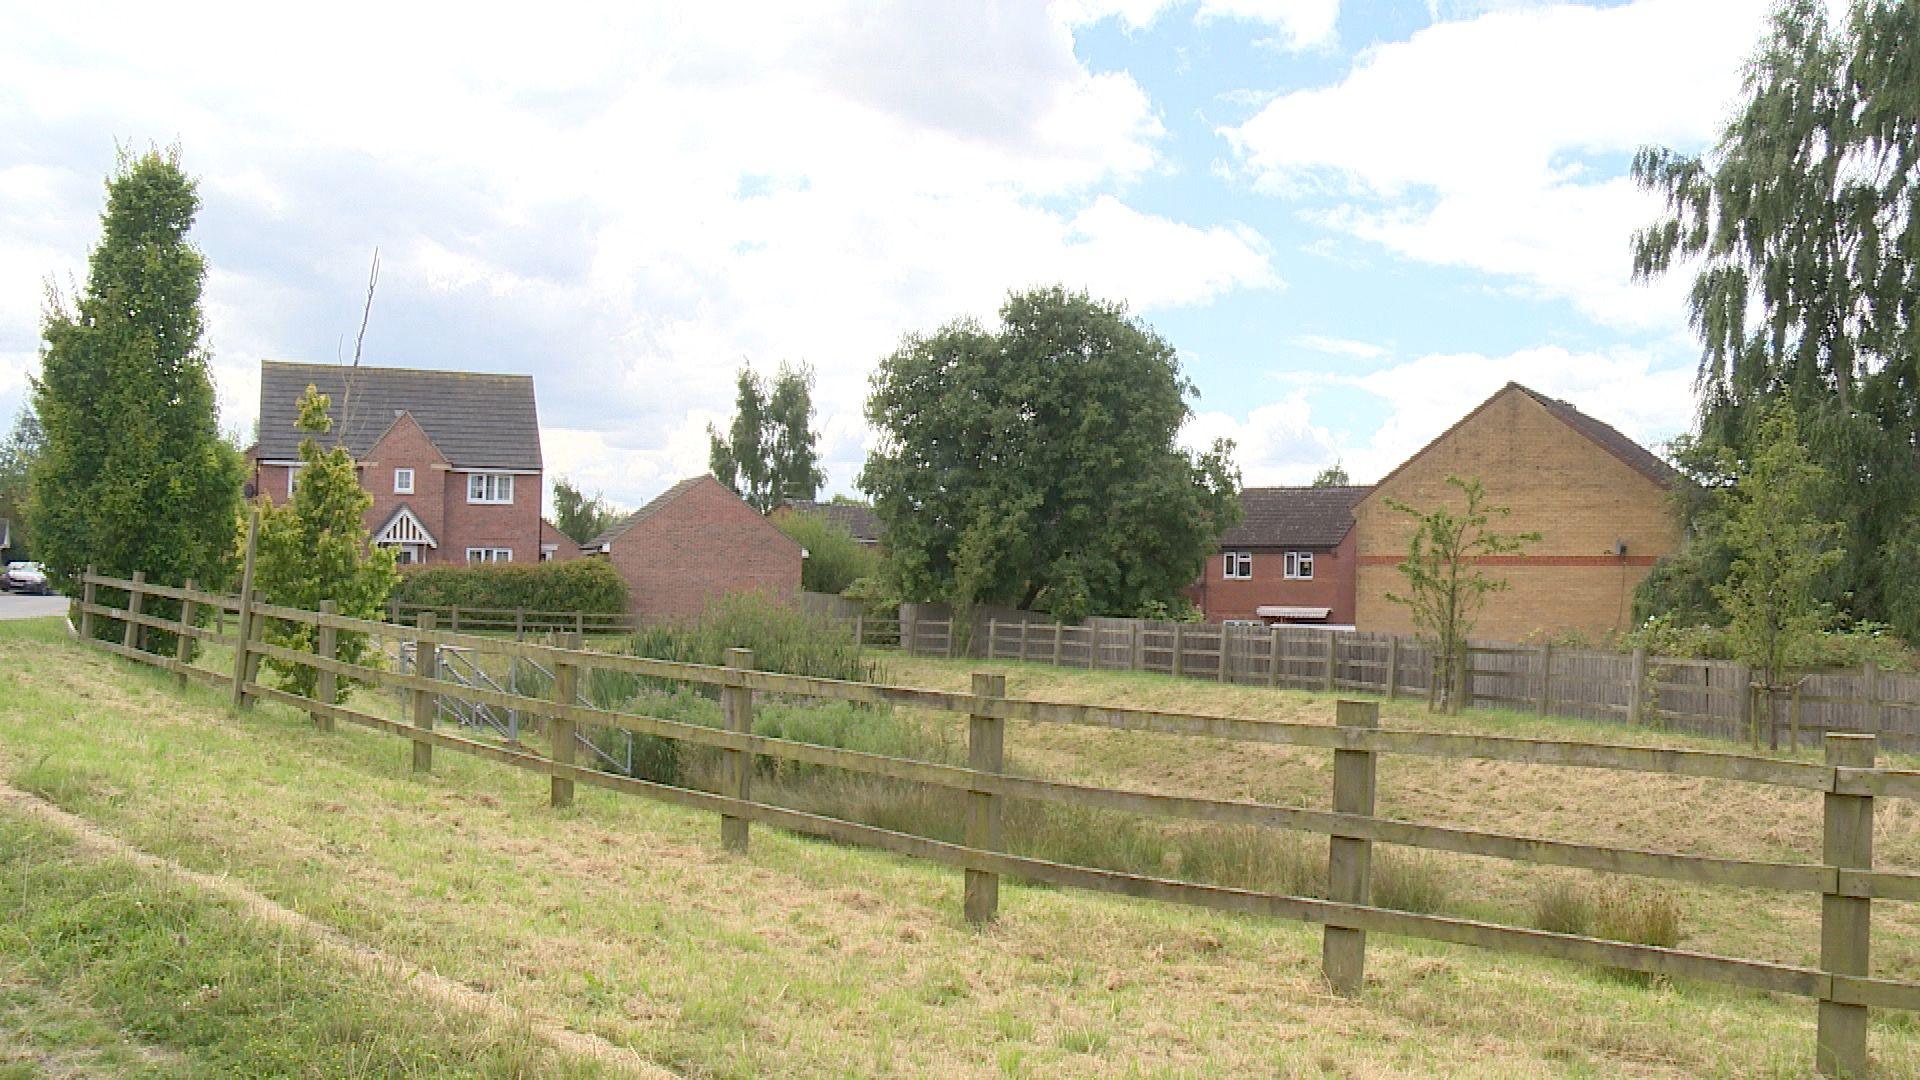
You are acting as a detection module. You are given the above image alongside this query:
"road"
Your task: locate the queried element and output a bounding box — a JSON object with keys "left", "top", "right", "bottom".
{"left": 0, "top": 592, "right": 68, "bottom": 621}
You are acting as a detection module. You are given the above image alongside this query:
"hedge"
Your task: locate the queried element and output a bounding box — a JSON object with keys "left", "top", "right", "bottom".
{"left": 390, "top": 558, "right": 627, "bottom": 613}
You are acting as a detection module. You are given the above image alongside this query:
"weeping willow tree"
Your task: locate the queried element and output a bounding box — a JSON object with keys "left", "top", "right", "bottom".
{"left": 1631, "top": 0, "right": 1920, "bottom": 638}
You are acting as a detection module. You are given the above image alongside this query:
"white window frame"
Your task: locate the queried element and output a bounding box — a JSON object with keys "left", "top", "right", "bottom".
{"left": 1284, "top": 551, "right": 1315, "bottom": 580}
{"left": 393, "top": 467, "right": 415, "bottom": 495}
{"left": 286, "top": 464, "right": 303, "bottom": 496}
{"left": 466, "top": 472, "right": 514, "bottom": 505}
{"left": 1223, "top": 551, "right": 1252, "bottom": 580}
{"left": 465, "top": 547, "right": 513, "bottom": 564}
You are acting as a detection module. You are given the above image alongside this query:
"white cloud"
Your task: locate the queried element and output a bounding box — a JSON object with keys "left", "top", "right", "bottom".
{"left": 1335, "top": 344, "right": 1696, "bottom": 482}
{"left": 1223, "top": 0, "right": 1773, "bottom": 329}
{"left": 0, "top": 1, "right": 1280, "bottom": 509}
{"left": 1183, "top": 389, "right": 1344, "bottom": 485}
{"left": 1056, "top": 0, "right": 1340, "bottom": 49}
{"left": 1292, "top": 334, "right": 1387, "bottom": 360}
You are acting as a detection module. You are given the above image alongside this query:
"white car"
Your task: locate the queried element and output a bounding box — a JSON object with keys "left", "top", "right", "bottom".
{"left": 2, "top": 562, "right": 49, "bottom": 595}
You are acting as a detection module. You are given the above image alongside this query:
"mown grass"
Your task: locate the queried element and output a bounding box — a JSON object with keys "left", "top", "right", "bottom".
{"left": 0, "top": 802, "right": 609, "bottom": 1077}
{"left": 8, "top": 616, "right": 1920, "bottom": 1075}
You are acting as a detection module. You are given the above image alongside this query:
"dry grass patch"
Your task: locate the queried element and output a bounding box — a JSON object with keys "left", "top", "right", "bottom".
{"left": 4, "top": 621, "right": 1920, "bottom": 1075}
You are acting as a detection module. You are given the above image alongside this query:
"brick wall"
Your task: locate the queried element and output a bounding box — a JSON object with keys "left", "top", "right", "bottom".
{"left": 1353, "top": 388, "right": 1677, "bottom": 642}
{"left": 1188, "top": 528, "right": 1358, "bottom": 624}
{"left": 601, "top": 476, "right": 802, "bottom": 619}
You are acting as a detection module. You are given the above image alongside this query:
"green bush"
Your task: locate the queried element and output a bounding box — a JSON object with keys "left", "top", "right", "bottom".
{"left": 629, "top": 591, "right": 874, "bottom": 683}
{"left": 772, "top": 511, "right": 880, "bottom": 595}
{"left": 391, "top": 558, "right": 626, "bottom": 614}
{"left": 1622, "top": 612, "right": 1913, "bottom": 671}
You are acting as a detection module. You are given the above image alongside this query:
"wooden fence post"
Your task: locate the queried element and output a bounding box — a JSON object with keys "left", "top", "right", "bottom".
{"left": 855, "top": 613, "right": 865, "bottom": 649}
{"left": 1130, "top": 622, "right": 1142, "bottom": 672}
{"left": 173, "top": 579, "right": 198, "bottom": 689}
{"left": 1816, "top": 732, "right": 1876, "bottom": 1078}
{"left": 1323, "top": 630, "right": 1337, "bottom": 693}
{"left": 229, "top": 511, "right": 261, "bottom": 710}
{"left": 122, "top": 571, "right": 145, "bottom": 652}
{"left": 1268, "top": 628, "right": 1281, "bottom": 689}
{"left": 1219, "top": 625, "right": 1231, "bottom": 684}
{"left": 410, "top": 612, "right": 437, "bottom": 774}
{"left": 1863, "top": 661, "right": 1881, "bottom": 736}
{"left": 1735, "top": 663, "right": 1755, "bottom": 746}
{"left": 965, "top": 671, "right": 1008, "bottom": 925}
{"left": 1627, "top": 646, "right": 1649, "bottom": 727}
{"left": 1457, "top": 643, "right": 1474, "bottom": 711}
{"left": 1052, "top": 622, "right": 1063, "bottom": 667}
{"left": 1537, "top": 643, "right": 1553, "bottom": 716}
{"left": 1385, "top": 636, "right": 1400, "bottom": 701}
{"left": 78, "top": 565, "right": 98, "bottom": 640}
{"left": 1324, "top": 699, "right": 1379, "bottom": 997}
{"left": 449, "top": 605, "right": 461, "bottom": 632}
{"left": 987, "top": 619, "right": 998, "bottom": 661}
{"left": 550, "top": 632, "right": 581, "bottom": 808}
{"left": 514, "top": 609, "right": 525, "bottom": 641}
{"left": 1173, "top": 623, "right": 1185, "bottom": 678}
{"left": 720, "top": 647, "right": 755, "bottom": 852}
{"left": 313, "top": 600, "right": 338, "bottom": 732}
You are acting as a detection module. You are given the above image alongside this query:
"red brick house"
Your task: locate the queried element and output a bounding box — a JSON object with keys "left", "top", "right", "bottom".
{"left": 249, "top": 361, "right": 551, "bottom": 566}
{"left": 584, "top": 475, "right": 803, "bottom": 619}
{"left": 1189, "top": 486, "right": 1370, "bottom": 627}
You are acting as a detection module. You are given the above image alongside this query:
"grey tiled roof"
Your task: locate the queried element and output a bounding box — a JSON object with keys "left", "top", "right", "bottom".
{"left": 1218, "top": 486, "right": 1370, "bottom": 548}
{"left": 781, "top": 500, "right": 884, "bottom": 543}
{"left": 255, "top": 361, "right": 541, "bottom": 470}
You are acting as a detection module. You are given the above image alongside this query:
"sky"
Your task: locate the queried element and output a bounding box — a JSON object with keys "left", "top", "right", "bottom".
{"left": 0, "top": 0, "right": 1782, "bottom": 513}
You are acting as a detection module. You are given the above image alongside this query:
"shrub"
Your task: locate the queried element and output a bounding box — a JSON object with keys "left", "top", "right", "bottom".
{"left": 772, "top": 511, "right": 880, "bottom": 595}
{"left": 391, "top": 558, "right": 626, "bottom": 614}
{"left": 629, "top": 591, "right": 874, "bottom": 683}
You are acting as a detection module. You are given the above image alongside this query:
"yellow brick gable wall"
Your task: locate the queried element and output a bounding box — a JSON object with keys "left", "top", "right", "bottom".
{"left": 1353, "top": 388, "right": 1680, "bottom": 643}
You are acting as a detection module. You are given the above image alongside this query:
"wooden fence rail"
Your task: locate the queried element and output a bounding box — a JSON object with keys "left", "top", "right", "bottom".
{"left": 861, "top": 616, "right": 1920, "bottom": 752}
{"left": 386, "top": 601, "right": 635, "bottom": 637}
{"left": 71, "top": 569, "right": 1920, "bottom": 1076}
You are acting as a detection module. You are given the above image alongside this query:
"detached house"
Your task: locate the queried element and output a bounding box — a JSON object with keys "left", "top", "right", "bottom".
{"left": 250, "top": 361, "right": 558, "bottom": 566}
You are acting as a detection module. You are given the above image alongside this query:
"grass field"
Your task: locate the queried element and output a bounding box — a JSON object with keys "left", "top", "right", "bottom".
{"left": 5, "top": 616, "right": 1920, "bottom": 1076}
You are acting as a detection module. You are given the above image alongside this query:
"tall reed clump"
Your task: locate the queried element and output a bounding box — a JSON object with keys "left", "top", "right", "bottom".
{"left": 630, "top": 592, "right": 875, "bottom": 683}
{"left": 1529, "top": 876, "right": 1684, "bottom": 985}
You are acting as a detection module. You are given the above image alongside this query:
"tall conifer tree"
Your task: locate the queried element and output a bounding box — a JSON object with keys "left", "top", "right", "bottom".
{"left": 31, "top": 147, "right": 243, "bottom": 637}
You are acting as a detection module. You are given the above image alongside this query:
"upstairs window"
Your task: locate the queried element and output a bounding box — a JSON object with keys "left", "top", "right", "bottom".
{"left": 394, "top": 468, "right": 415, "bottom": 495}
{"left": 1284, "top": 551, "right": 1315, "bottom": 580}
{"left": 1223, "top": 551, "right": 1252, "bottom": 580}
{"left": 466, "top": 473, "right": 513, "bottom": 505}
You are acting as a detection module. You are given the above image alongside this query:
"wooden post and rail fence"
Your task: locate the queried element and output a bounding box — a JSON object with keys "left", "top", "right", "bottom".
{"left": 862, "top": 615, "right": 1920, "bottom": 752}
{"left": 68, "top": 566, "right": 1920, "bottom": 1076}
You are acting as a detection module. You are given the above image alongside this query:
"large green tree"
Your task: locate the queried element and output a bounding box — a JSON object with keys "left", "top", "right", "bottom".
{"left": 1632, "top": 0, "right": 1920, "bottom": 636}
{"left": 773, "top": 510, "right": 879, "bottom": 594}
{"left": 31, "top": 147, "right": 244, "bottom": 632}
{"left": 551, "top": 477, "right": 621, "bottom": 545}
{"left": 860, "top": 286, "right": 1241, "bottom": 622}
{"left": 709, "top": 362, "right": 826, "bottom": 513}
